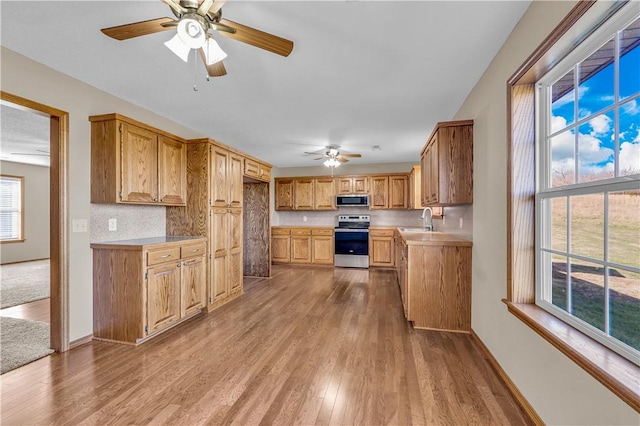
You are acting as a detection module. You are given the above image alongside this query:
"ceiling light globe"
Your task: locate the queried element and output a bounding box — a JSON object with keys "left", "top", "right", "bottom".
{"left": 177, "top": 18, "right": 206, "bottom": 49}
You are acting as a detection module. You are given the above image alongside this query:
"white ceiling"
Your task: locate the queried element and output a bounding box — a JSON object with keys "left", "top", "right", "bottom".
{"left": 0, "top": 105, "right": 50, "bottom": 167}
{"left": 0, "top": 1, "right": 531, "bottom": 168}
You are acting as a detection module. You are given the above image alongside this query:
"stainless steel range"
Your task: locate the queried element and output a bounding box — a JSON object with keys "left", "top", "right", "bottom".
{"left": 334, "top": 214, "right": 370, "bottom": 268}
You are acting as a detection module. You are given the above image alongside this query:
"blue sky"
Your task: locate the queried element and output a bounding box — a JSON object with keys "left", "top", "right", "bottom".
{"left": 550, "top": 34, "right": 640, "bottom": 181}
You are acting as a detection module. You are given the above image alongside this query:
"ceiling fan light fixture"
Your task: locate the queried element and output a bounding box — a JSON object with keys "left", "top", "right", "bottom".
{"left": 164, "top": 33, "right": 191, "bottom": 62}
{"left": 203, "top": 36, "right": 227, "bottom": 65}
{"left": 177, "top": 18, "right": 206, "bottom": 49}
{"left": 328, "top": 148, "right": 339, "bottom": 157}
{"left": 324, "top": 158, "right": 340, "bottom": 168}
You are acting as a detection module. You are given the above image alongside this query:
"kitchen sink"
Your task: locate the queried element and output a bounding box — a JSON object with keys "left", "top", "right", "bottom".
{"left": 398, "top": 227, "right": 430, "bottom": 232}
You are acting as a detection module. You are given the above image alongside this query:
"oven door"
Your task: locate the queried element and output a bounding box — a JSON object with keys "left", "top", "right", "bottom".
{"left": 334, "top": 228, "right": 369, "bottom": 256}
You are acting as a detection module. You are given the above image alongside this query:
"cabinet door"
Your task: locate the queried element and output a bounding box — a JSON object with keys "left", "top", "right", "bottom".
{"left": 275, "top": 179, "right": 294, "bottom": 211}
{"left": 181, "top": 256, "right": 206, "bottom": 317}
{"left": 370, "top": 236, "right": 394, "bottom": 266}
{"left": 389, "top": 176, "right": 408, "bottom": 209}
{"left": 337, "top": 177, "right": 352, "bottom": 194}
{"left": 369, "top": 176, "right": 389, "bottom": 209}
{"left": 147, "top": 262, "right": 181, "bottom": 334}
{"left": 312, "top": 236, "right": 334, "bottom": 265}
{"left": 291, "top": 236, "right": 312, "bottom": 263}
{"left": 353, "top": 177, "right": 368, "bottom": 194}
{"left": 259, "top": 164, "right": 272, "bottom": 182}
{"left": 314, "top": 178, "right": 336, "bottom": 210}
{"left": 211, "top": 146, "right": 229, "bottom": 207}
{"left": 211, "top": 208, "right": 229, "bottom": 302}
{"left": 244, "top": 158, "right": 260, "bottom": 179}
{"left": 158, "top": 136, "right": 186, "bottom": 205}
{"left": 228, "top": 208, "right": 243, "bottom": 295}
{"left": 427, "top": 136, "right": 439, "bottom": 204}
{"left": 271, "top": 235, "right": 291, "bottom": 262}
{"left": 229, "top": 153, "right": 243, "bottom": 208}
{"left": 121, "top": 123, "right": 158, "bottom": 203}
{"left": 294, "top": 179, "right": 314, "bottom": 210}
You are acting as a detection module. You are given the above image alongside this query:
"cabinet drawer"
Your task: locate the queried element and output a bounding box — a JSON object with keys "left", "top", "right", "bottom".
{"left": 370, "top": 229, "right": 394, "bottom": 237}
{"left": 291, "top": 228, "right": 311, "bottom": 236}
{"left": 312, "top": 228, "right": 334, "bottom": 236}
{"left": 147, "top": 247, "right": 181, "bottom": 266}
{"left": 272, "top": 228, "right": 291, "bottom": 235}
{"left": 181, "top": 242, "right": 206, "bottom": 259}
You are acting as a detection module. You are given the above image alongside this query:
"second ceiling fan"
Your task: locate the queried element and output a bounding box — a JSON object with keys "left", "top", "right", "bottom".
{"left": 100, "top": 0, "right": 294, "bottom": 77}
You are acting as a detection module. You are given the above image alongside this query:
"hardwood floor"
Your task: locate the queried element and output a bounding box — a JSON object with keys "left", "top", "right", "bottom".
{"left": 0, "top": 298, "right": 50, "bottom": 323}
{"left": 0, "top": 265, "right": 531, "bottom": 425}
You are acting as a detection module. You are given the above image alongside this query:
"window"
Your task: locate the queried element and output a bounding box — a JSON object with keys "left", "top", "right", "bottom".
{"left": 536, "top": 10, "right": 640, "bottom": 365}
{"left": 0, "top": 175, "right": 24, "bottom": 242}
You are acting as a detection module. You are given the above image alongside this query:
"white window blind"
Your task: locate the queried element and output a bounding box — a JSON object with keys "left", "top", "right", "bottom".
{"left": 0, "top": 175, "right": 23, "bottom": 241}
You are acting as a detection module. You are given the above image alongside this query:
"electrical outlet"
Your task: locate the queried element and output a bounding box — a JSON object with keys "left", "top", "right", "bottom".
{"left": 303, "top": 216, "right": 308, "bottom": 222}
{"left": 459, "top": 217, "right": 464, "bottom": 228}
{"left": 72, "top": 219, "right": 87, "bottom": 233}
{"left": 108, "top": 218, "right": 117, "bottom": 231}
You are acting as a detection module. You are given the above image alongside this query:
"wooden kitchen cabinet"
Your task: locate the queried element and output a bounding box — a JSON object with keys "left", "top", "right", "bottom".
{"left": 314, "top": 178, "right": 336, "bottom": 210}
{"left": 421, "top": 120, "right": 473, "bottom": 206}
{"left": 271, "top": 228, "right": 291, "bottom": 263}
{"left": 275, "top": 179, "right": 294, "bottom": 210}
{"left": 90, "top": 114, "right": 186, "bottom": 206}
{"left": 369, "top": 176, "right": 389, "bottom": 209}
{"left": 91, "top": 237, "right": 207, "bottom": 345}
{"left": 337, "top": 176, "right": 368, "bottom": 194}
{"left": 389, "top": 175, "right": 408, "bottom": 209}
{"left": 395, "top": 230, "right": 472, "bottom": 332}
{"left": 211, "top": 145, "right": 243, "bottom": 208}
{"left": 290, "top": 228, "right": 312, "bottom": 263}
{"left": 271, "top": 227, "right": 334, "bottom": 265}
{"left": 311, "top": 228, "right": 334, "bottom": 264}
{"left": 243, "top": 157, "right": 272, "bottom": 182}
{"left": 369, "top": 228, "right": 395, "bottom": 267}
{"left": 294, "top": 179, "right": 314, "bottom": 210}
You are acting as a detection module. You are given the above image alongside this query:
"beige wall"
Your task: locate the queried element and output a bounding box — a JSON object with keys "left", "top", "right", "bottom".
{"left": 1, "top": 47, "right": 205, "bottom": 341}
{"left": 0, "top": 161, "right": 50, "bottom": 264}
{"left": 453, "top": 1, "right": 638, "bottom": 424}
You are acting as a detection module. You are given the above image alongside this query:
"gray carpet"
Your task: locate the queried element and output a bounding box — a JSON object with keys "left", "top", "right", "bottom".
{"left": 1, "top": 316, "right": 54, "bottom": 374}
{"left": 0, "top": 259, "right": 50, "bottom": 309}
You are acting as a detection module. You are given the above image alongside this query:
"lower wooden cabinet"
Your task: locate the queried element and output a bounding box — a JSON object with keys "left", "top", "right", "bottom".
{"left": 369, "top": 228, "right": 395, "bottom": 267}
{"left": 91, "top": 237, "right": 207, "bottom": 345}
{"left": 271, "top": 227, "right": 334, "bottom": 265}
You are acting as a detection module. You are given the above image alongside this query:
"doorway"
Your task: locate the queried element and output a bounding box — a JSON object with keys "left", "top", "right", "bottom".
{"left": 0, "top": 91, "right": 69, "bottom": 352}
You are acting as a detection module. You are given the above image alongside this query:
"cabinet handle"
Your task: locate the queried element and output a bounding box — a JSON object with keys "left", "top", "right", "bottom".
{"left": 160, "top": 254, "right": 172, "bottom": 259}
{"left": 190, "top": 249, "right": 199, "bottom": 253}
{"left": 154, "top": 198, "right": 158, "bottom": 202}
{"left": 177, "top": 263, "right": 181, "bottom": 267}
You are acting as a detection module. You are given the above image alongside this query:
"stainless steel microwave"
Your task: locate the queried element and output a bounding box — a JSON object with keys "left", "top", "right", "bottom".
{"left": 336, "top": 194, "right": 369, "bottom": 207}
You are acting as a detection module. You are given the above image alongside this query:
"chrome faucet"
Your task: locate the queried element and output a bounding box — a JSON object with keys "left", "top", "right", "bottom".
{"left": 421, "top": 207, "right": 434, "bottom": 231}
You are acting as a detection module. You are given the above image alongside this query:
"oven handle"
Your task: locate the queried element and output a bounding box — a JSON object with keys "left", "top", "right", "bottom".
{"left": 334, "top": 229, "right": 370, "bottom": 233}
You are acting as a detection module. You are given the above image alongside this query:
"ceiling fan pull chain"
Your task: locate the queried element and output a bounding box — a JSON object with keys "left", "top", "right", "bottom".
{"left": 192, "top": 49, "right": 199, "bottom": 91}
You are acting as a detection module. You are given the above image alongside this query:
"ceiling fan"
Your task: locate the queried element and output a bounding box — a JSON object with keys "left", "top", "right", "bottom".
{"left": 100, "top": 0, "right": 294, "bottom": 77}
{"left": 305, "top": 146, "right": 362, "bottom": 168}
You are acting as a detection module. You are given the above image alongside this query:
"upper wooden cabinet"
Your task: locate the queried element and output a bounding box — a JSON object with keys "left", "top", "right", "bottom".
{"left": 337, "top": 176, "right": 368, "bottom": 194}
{"left": 211, "top": 145, "right": 242, "bottom": 208}
{"left": 389, "top": 175, "right": 408, "bottom": 209}
{"left": 314, "top": 178, "right": 336, "bottom": 210}
{"left": 369, "top": 176, "right": 389, "bottom": 209}
{"left": 275, "top": 178, "right": 337, "bottom": 211}
{"left": 90, "top": 114, "right": 186, "bottom": 206}
{"left": 421, "top": 120, "right": 473, "bottom": 206}
{"left": 243, "top": 158, "right": 272, "bottom": 182}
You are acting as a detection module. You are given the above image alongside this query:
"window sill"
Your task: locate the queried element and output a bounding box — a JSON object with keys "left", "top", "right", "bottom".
{"left": 504, "top": 300, "right": 640, "bottom": 412}
{"left": 0, "top": 239, "right": 25, "bottom": 244}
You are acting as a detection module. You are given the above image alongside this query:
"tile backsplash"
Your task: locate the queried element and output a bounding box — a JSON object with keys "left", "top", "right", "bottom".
{"left": 90, "top": 203, "right": 166, "bottom": 242}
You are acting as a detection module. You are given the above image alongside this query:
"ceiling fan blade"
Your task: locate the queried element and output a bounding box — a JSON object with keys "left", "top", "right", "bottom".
{"left": 337, "top": 157, "right": 349, "bottom": 163}
{"left": 197, "top": 0, "right": 214, "bottom": 16}
{"left": 304, "top": 151, "right": 324, "bottom": 156}
{"left": 101, "top": 17, "right": 175, "bottom": 40}
{"left": 218, "top": 19, "right": 294, "bottom": 57}
{"left": 199, "top": 49, "right": 227, "bottom": 77}
{"left": 209, "top": 0, "right": 227, "bottom": 14}
{"left": 313, "top": 157, "right": 326, "bottom": 160}
{"left": 339, "top": 153, "right": 361, "bottom": 158}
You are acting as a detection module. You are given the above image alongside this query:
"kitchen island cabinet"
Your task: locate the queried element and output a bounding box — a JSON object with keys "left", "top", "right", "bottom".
{"left": 395, "top": 229, "right": 472, "bottom": 332}
{"left": 91, "top": 236, "right": 206, "bottom": 345}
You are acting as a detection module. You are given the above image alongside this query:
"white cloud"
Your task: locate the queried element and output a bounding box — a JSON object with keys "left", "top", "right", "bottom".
{"left": 578, "top": 133, "right": 614, "bottom": 163}
{"left": 620, "top": 141, "right": 640, "bottom": 174}
{"left": 622, "top": 99, "right": 640, "bottom": 116}
{"left": 588, "top": 114, "right": 612, "bottom": 136}
{"left": 551, "top": 115, "right": 569, "bottom": 133}
{"left": 551, "top": 129, "right": 574, "bottom": 162}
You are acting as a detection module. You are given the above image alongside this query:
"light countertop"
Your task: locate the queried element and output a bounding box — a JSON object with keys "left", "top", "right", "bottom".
{"left": 90, "top": 236, "right": 206, "bottom": 250}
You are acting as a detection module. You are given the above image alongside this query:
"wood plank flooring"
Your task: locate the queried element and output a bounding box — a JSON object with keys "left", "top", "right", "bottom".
{"left": 0, "top": 265, "right": 531, "bottom": 425}
{"left": 0, "top": 298, "right": 50, "bottom": 323}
